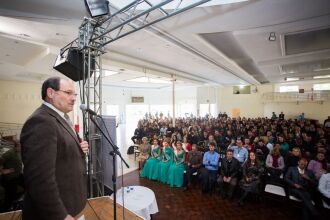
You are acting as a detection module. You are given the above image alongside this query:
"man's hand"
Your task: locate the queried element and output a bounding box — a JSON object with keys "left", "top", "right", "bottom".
{"left": 64, "top": 214, "right": 75, "bottom": 220}
{"left": 80, "top": 141, "right": 89, "bottom": 154}
{"left": 301, "top": 174, "right": 310, "bottom": 181}
{"left": 294, "top": 183, "right": 303, "bottom": 189}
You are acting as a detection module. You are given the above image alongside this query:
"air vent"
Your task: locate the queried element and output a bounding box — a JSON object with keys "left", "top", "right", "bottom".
{"left": 285, "top": 27, "right": 330, "bottom": 55}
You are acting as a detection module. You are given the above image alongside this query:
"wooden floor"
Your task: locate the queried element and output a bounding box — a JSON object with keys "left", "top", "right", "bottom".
{"left": 117, "top": 170, "right": 329, "bottom": 220}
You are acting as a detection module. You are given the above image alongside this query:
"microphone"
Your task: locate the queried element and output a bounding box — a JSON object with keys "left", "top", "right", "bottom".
{"left": 80, "top": 104, "right": 98, "bottom": 116}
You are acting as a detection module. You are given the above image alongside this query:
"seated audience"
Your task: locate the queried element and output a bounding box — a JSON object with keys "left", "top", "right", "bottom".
{"left": 271, "top": 112, "right": 277, "bottom": 120}
{"left": 131, "top": 124, "right": 143, "bottom": 144}
{"left": 200, "top": 142, "right": 220, "bottom": 194}
{"left": 218, "top": 149, "right": 240, "bottom": 199}
{"left": 214, "top": 130, "right": 224, "bottom": 149}
{"left": 285, "top": 158, "right": 319, "bottom": 219}
{"left": 171, "top": 134, "right": 178, "bottom": 150}
{"left": 138, "top": 137, "right": 151, "bottom": 170}
{"left": 243, "top": 138, "right": 254, "bottom": 153}
{"left": 285, "top": 147, "right": 302, "bottom": 172}
{"left": 188, "top": 129, "right": 200, "bottom": 145}
{"left": 265, "top": 147, "right": 284, "bottom": 183}
{"left": 157, "top": 138, "right": 174, "bottom": 184}
{"left": 307, "top": 152, "right": 327, "bottom": 180}
{"left": 324, "top": 116, "right": 330, "bottom": 130}
{"left": 277, "top": 135, "right": 290, "bottom": 158}
{"left": 205, "top": 135, "right": 217, "bottom": 149}
{"left": 266, "top": 130, "right": 275, "bottom": 144}
{"left": 167, "top": 142, "right": 186, "bottom": 187}
{"left": 238, "top": 152, "right": 264, "bottom": 206}
{"left": 159, "top": 124, "right": 167, "bottom": 136}
{"left": 183, "top": 144, "right": 203, "bottom": 191}
{"left": 301, "top": 132, "right": 314, "bottom": 159}
{"left": 0, "top": 143, "right": 23, "bottom": 211}
{"left": 263, "top": 136, "right": 273, "bottom": 153}
{"left": 229, "top": 137, "right": 248, "bottom": 165}
{"left": 298, "top": 112, "right": 305, "bottom": 121}
{"left": 318, "top": 165, "right": 330, "bottom": 207}
{"left": 140, "top": 139, "right": 161, "bottom": 180}
{"left": 182, "top": 136, "right": 192, "bottom": 152}
{"left": 254, "top": 139, "right": 270, "bottom": 163}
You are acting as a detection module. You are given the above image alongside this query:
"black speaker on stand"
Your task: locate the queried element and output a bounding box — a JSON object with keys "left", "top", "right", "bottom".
{"left": 53, "top": 48, "right": 95, "bottom": 81}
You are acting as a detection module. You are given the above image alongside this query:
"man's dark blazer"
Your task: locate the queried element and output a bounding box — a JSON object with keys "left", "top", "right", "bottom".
{"left": 285, "top": 166, "right": 317, "bottom": 192}
{"left": 20, "top": 104, "right": 87, "bottom": 220}
{"left": 220, "top": 157, "right": 240, "bottom": 178}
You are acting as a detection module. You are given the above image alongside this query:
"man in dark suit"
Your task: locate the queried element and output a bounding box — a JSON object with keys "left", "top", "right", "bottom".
{"left": 217, "top": 149, "right": 240, "bottom": 199}
{"left": 183, "top": 144, "right": 203, "bottom": 191}
{"left": 20, "top": 77, "right": 89, "bottom": 220}
{"left": 285, "top": 158, "right": 319, "bottom": 219}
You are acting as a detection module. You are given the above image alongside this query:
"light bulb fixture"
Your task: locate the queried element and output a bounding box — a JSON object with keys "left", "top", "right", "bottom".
{"left": 284, "top": 77, "right": 299, "bottom": 81}
{"left": 313, "top": 74, "right": 330, "bottom": 79}
{"left": 268, "top": 32, "right": 276, "bottom": 41}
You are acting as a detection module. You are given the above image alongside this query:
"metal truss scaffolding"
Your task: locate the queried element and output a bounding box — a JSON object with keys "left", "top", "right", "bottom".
{"left": 59, "top": 0, "right": 211, "bottom": 198}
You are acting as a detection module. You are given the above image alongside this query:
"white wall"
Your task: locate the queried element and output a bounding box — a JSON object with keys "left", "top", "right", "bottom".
{"left": 1, "top": 79, "right": 328, "bottom": 125}
{"left": 0, "top": 80, "right": 42, "bottom": 124}
{"left": 197, "top": 86, "right": 218, "bottom": 116}
{"left": 218, "top": 84, "right": 273, "bottom": 118}
{"left": 263, "top": 102, "right": 330, "bottom": 121}
{"left": 219, "top": 83, "right": 330, "bottom": 122}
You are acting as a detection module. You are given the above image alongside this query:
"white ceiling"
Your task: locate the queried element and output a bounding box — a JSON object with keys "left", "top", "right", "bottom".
{"left": 0, "top": 0, "right": 330, "bottom": 89}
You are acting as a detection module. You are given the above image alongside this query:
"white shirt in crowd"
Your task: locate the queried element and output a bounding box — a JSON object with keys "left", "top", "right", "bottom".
{"left": 318, "top": 173, "right": 330, "bottom": 199}
{"left": 266, "top": 143, "right": 273, "bottom": 153}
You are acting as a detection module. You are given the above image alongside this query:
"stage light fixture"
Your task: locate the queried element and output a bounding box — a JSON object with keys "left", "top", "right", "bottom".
{"left": 84, "top": 0, "right": 109, "bottom": 18}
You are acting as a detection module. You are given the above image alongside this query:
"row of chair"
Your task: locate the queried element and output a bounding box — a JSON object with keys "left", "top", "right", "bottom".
{"left": 264, "top": 183, "right": 329, "bottom": 209}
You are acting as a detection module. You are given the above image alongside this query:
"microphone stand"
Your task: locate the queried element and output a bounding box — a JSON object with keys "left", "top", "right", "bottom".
{"left": 89, "top": 114, "right": 129, "bottom": 220}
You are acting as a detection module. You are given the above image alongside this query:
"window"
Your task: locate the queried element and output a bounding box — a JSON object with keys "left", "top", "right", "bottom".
{"left": 106, "top": 105, "right": 119, "bottom": 117}
{"left": 176, "top": 104, "right": 194, "bottom": 117}
{"left": 279, "top": 85, "right": 299, "bottom": 93}
{"left": 199, "top": 104, "right": 217, "bottom": 117}
{"left": 126, "top": 104, "right": 149, "bottom": 142}
{"left": 150, "top": 105, "right": 173, "bottom": 118}
{"left": 313, "top": 83, "right": 330, "bottom": 91}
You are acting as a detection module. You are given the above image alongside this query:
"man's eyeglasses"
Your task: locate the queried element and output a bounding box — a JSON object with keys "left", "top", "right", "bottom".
{"left": 57, "top": 90, "right": 78, "bottom": 97}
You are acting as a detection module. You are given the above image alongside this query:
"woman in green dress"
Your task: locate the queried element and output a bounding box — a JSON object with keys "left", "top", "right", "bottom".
{"left": 167, "top": 141, "right": 186, "bottom": 187}
{"left": 157, "top": 137, "right": 174, "bottom": 184}
{"left": 140, "top": 139, "right": 161, "bottom": 180}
